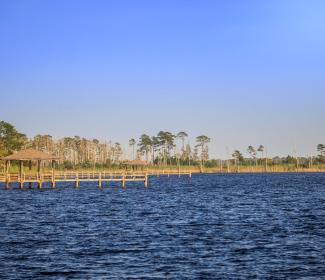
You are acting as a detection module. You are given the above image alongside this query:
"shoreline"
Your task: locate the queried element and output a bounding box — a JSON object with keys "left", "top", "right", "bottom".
{"left": 2, "top": 168, "right": 324, "bottom": 176}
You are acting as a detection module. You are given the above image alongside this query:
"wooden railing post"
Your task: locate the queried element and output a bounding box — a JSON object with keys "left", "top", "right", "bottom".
{"left": 19, "top": 172, "right": 24, "bottom": 189}
{"left": 29, "top": 160, "right": 32, "bottom": 188}
{"left": 144, "top": 173, "right": 148, "bottom": 188}
{"left": 98, "top": 172, "right": 102, "bottom": 188}
{"left": 38, "top": 174, "right": 42, "bottom": 189}
{"left": 51, "top": 169, "right": 56, "bottom": 188}
{"left": 5, "top": 172, "right": 10, "bottom": 189}
{"left": 51, "top": 160, "right": 56, "bottom": 188}
{"left": 5, "top": 161, "right": 9, "bottom": 189}
{"left": 75, "top": 171, "right": 79, "bottom": 189}
{"left": 121, "top": 173, "right": 125, "bottom": 188}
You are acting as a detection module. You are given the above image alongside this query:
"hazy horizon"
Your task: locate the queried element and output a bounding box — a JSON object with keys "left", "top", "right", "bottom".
{"left": 1, "top": 1, "right": 324, "bottom": 158}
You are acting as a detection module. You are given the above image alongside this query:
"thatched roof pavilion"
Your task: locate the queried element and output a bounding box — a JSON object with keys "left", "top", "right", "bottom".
{"left": 2, "top": 149, "right": 59, "bottom": 177}
{"left": 122, "top": 159, "right": 148, "bottom": 171}
{"left": 123, "top": 159, "right": 148, "bottom": 166}
{"left": 2, "top": 149, "right": 58, "bottom": 161}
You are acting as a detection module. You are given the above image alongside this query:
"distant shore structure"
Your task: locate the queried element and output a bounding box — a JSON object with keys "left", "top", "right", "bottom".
{"left": 122, "top": 159, "right": 148, "bottom": 171}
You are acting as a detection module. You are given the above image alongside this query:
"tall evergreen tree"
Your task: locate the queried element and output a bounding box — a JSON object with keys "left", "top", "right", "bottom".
{"left": 129, "top": 138, "right": 136, "bottom": 160}
{"left": 138, "top": 134, "right": 153, "bottom": 163}
{"left": 195, "top": 135, "right": 211, "bottom": 164}
{"left": 247, "top": 145, "right": 257, "bottom": 166}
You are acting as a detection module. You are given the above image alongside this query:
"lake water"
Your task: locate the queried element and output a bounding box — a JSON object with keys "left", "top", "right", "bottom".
{"left": 1, "top": 173, "right": 325, "bottom": 279}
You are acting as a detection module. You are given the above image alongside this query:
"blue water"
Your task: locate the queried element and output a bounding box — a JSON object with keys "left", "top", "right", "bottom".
{"left": 1, "top": 173, "right": 325, "bottom": 279}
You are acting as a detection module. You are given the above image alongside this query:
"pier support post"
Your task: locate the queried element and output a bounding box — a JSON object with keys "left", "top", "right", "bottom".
{"left": 98, "top": 172, "right": 102, "bottom": 188}
{"left": 18, "top": 161, "right": 22, "bottom": 189}
{"left": 75, "top": 171, "right": 79, "bottom": 189}
{"left": 5, "top": 173, "right": 10, "bottom": 190}
{"left": 51, "top": 160, "right": 56, "bottom": 188}
{"left": 37, "top": 173, "right": 42, "bottom": 189}
{"left": 51, "top": 173, "right": 56, "bottom": 188}
{"left": 121, "top": 174, "right": 125, "bottom": 188}
{"left": 144, "top": 173, "right": 148, "bottom": 188}
{"left": 5, "top": 161, "right": 10, "bottom": 189}
{"left": 37, "top": 160, "right": 41, "bottom": 180}
{"left": 29, "top": 160, "right": 32, "bottom": 188}
{"left": 19, "top": 161, "right": 23, "bottom": 189}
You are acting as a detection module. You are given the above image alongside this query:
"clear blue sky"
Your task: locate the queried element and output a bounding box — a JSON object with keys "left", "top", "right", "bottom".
{"left": 1, "top": 0, "right": 324, "bottom": 158}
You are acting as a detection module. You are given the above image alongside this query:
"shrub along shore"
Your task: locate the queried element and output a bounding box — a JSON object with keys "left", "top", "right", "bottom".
{"left": 2, "top": 164, "right": 325, "bottom": 174}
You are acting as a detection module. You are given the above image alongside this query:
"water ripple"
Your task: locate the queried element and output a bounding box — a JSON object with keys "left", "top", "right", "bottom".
{"left": 1, "top": 173, "right": 325, "bottom": 279}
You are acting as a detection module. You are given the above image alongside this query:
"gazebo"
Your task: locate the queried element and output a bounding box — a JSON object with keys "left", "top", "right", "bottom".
{"left": 123, "top": 159, "right": 148, "bottom": 171}
{"left": 2, "top": 149, "right": 59, "bottom": 183}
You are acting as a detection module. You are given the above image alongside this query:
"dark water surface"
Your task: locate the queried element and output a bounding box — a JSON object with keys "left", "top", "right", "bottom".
{"left": 1, "top": 173, "right": 325, "bottom": 279}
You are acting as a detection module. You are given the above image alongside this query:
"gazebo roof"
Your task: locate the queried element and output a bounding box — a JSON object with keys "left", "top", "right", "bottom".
{"left": 123, "top": 159, "right": 148, "bottom": 166}
{"left": 2, "top": 149, "right": 59, "bottom": 161}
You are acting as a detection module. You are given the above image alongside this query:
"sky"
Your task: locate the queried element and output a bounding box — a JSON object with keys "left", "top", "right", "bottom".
{"left": 0, "top": 0, "right": 324, "bottom": 158}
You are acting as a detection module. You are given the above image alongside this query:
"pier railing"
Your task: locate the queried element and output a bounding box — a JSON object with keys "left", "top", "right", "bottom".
{"left": 0, "top": 170, "right": 192, "bottom": 189}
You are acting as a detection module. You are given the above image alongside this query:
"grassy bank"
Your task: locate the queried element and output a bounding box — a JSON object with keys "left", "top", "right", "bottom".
{"left": 2, "top": 164, "right": 325, "bottom": 174}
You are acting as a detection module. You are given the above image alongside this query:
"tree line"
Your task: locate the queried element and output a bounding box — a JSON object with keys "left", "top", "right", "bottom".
{"left": 0, "top": 120, "right": 324, "bottom": 169}
{"left": 131, "top": 132, "right": 210, "bottom": 166}
{"left": 0, "top": 121, "right": 211, "bottom": 168}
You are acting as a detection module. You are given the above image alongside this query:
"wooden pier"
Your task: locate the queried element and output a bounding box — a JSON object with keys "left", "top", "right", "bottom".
{"left": 0, "top": 171, "right": 150, "bottom": 189}
{"left": 0, "top": 149, "right": 192, "bottom": 190}
{"left": 148, "top": 170, "right": 192, "bottom": 178}
{"left": 0, "top": 170, "right": 192, "bottom": 190}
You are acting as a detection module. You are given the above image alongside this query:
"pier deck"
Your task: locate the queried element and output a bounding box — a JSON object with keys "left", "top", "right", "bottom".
{"left": 0, "top": 170, "right": 192, "bottom": 189}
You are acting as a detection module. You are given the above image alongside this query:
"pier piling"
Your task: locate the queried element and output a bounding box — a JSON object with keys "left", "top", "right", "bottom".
{"left": 121, "top": 174, "right": 126, "bottom": 188}
{"left": 98, "top": 172, "right": 102, "bottom": 188}
{"left": 144, "top": 173, "right": 148, "bottom": 188}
